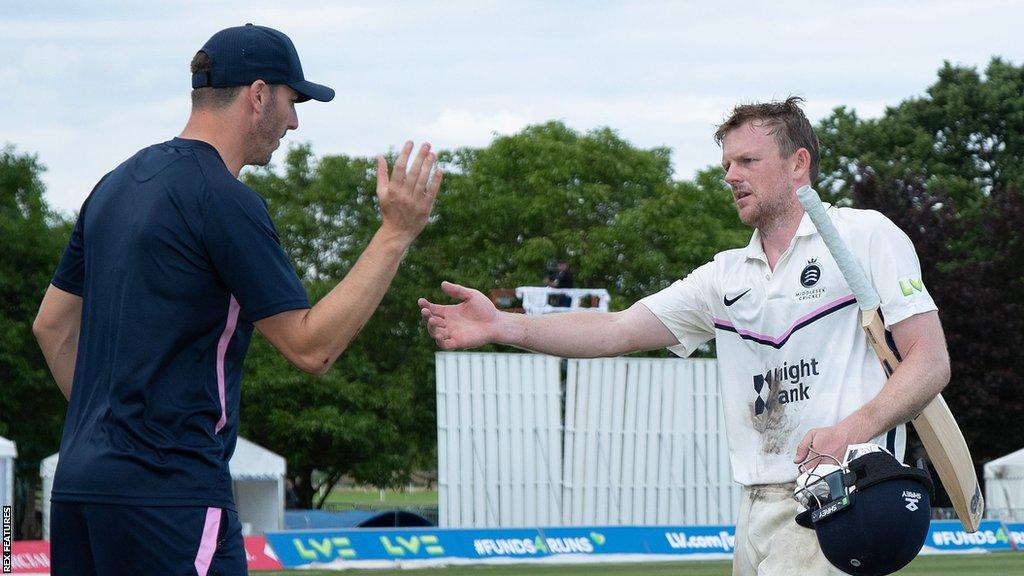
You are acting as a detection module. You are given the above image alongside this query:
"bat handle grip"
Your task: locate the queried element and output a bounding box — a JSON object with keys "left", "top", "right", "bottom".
{"left": 795, "top": 185, "right": 880, "bottom": 310}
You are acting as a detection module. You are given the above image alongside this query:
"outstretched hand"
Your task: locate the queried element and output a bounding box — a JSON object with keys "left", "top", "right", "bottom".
{"left": 418, "top": 281, "right": 502, "bottom": 350}
{"left": 376, "top": 141, "right": 443, "bottom": 242}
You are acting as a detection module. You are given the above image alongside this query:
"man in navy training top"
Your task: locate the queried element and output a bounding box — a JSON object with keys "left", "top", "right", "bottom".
{"left": 32, "top": 24, "right": 443, "bottom": 576}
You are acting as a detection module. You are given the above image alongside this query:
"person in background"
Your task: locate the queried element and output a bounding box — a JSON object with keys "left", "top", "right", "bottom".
{"left": 545, "top": 259, "right": 574, "bottom": 307}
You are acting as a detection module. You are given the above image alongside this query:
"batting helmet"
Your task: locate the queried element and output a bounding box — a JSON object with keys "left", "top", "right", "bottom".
{"left": 794, "top": 444, "right": 934, "bottom": 576}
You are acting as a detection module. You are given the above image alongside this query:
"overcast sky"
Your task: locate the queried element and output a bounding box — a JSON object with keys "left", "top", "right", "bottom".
{"left": 4, "top": 1, "right": 1022, "bottom": 214}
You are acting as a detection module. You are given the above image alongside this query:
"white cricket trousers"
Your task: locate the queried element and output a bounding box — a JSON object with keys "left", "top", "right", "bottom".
{"left": 733, "top": 483, "right": 845, "bottom": 576}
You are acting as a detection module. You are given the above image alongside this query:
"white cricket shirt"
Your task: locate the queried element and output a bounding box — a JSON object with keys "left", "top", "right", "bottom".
{"left": 640, "top": 204, "right": 937, "bottom": 485}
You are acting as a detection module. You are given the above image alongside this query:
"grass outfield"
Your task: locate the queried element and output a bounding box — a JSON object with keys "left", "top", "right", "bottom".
{"left": 324, "top": 489, "right": 438, "bottom": 508}
{"left": 260, "top": 553, "right": 1024, "bottom": 575}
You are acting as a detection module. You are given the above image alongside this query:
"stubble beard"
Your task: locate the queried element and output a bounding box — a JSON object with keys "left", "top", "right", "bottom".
{"left": 246, "top": 119, "right": 277, "bottom": 167}
{"left": 245, "top": 90, "right": 281, "bottom": 167}
{"left": 744, "top": 176, "right": 797, "bottom": 236}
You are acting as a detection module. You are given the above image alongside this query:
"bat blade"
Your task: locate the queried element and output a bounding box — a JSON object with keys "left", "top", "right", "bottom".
{"left": 796, "top": 185, "right": 984, "bottom": 532}
{"left": 863, "top": 311, "right": 984, "bottom": 532}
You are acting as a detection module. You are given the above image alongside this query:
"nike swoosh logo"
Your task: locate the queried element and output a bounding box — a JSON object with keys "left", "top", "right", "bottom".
{"left": 724, "top": 289, "right": 751, "bottom": 306}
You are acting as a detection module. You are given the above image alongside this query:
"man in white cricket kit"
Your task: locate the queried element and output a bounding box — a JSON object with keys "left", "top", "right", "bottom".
{"left": 417, "top": 97, "right": 950, "bottom": 575}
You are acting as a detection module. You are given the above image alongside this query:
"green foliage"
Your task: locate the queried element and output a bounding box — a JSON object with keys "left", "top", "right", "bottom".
{"left": 418, "top": 122, "right": 745, "bottom": 307}
{"left": 241, "top": 148, "right": 435, "bottom": 507}
{"left": 422, "top": 122, "right": 677, "bottom": 292}
{"left": 0, "top": 146, "right": 69, "bottom": 470}
{"left": 587, "top": 167, "right": 747, "bottom": 302}
{"left": 816, "top": 58, "right": 1024, "bottom": 465}
{"left": 818, "top": 58, "right": 1024, "bottom": 206}
{"left": 0, "top": 145, "right": 70, "bottom": 537}
{"left": 239, "top": 125, "right": 750, "bottom": 504}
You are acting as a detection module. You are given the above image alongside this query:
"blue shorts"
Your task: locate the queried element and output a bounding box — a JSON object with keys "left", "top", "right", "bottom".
{"left": 50, "top": 502, "right": 247, "bottom": 576}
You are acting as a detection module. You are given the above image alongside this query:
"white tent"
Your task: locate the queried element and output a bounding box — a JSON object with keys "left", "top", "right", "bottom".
{"left": 983, "top": 446, "right": 1024, "bottom": 521}
{"left": 40, "top": 436, "right": 286, "bottom": 539}
{"left": 229, "top": 437, "right": 287, "bottom": 536}
{"left": 39, "top": 453, "right": 57, "bottom": 540}
{"left": 0, "top": 436, "right": 16, "bottom": 509}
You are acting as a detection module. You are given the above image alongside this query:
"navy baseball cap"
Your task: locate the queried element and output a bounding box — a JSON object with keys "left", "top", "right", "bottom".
{"left": 192, "top": 23, "right": 334, "bottom": 103}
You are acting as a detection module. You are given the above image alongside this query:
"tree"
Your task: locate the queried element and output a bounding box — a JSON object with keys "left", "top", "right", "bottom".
{"left": 0, "top": 145, "right": 70, "bottom": 536}
{"left": 419, "top": 122, "right": 679, "bottom": 297}
{"left": 816, "top": 58, "right": 1024, "bottom": 468}
{"left": 587, "top": 167, "right": 748, "bottom": 303}
{"left": 240, "top": 146, "right": 435, "bottom": 508}
{"left": 851, "top": 174, "right": 1024, "bottom": 465}
{"left": 417, "top": 122, "right": 747, "bottom": 308}
{"left": 237, "top": 126, "right": 751, "bottom": 505}
{"left": 818, "top": 58, "right": 1024, "bottom": 205}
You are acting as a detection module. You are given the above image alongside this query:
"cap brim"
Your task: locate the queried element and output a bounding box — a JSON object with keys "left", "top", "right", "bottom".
{"left": 289, "top": 80, "right": 335, "bottom": 103}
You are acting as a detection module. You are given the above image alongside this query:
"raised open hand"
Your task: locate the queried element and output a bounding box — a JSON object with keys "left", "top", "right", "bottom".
{"left": 376, "top": 141, "right": 443, "bottom": 242}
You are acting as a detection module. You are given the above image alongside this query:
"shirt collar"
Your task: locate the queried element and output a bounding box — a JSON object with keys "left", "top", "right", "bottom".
{"left": 796, "top": 202, "right": 832, "bottom": 237}
{"left": 743, "top": 202, "right": 834, "bottom": 261}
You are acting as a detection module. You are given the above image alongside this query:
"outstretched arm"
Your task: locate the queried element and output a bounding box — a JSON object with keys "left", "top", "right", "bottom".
{"left": 256, "top": 141, "right": 442, "bottom": 375}
{"left": 418, "top": 281, "right": 678, "bottom": 358}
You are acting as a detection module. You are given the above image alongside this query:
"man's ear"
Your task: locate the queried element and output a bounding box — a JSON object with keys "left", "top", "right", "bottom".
{"left": 792, "top": 147, "right": 811, "bottom": 181}
{"left": 246, "top": 79, "right": 271, "bottom": 112}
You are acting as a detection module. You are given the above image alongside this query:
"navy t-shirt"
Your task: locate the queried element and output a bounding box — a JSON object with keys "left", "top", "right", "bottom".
{"left": 51, "top": 138, "right": 309, "bottom": 508}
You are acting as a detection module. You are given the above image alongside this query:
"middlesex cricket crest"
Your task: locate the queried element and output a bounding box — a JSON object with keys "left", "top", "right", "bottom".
{"left": 796, "top": 257, "right": 826, "bottom": 301}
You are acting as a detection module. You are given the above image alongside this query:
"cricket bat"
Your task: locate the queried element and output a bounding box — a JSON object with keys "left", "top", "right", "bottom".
{"left": 796, "top": 185, "right": 984, "bottom": 533}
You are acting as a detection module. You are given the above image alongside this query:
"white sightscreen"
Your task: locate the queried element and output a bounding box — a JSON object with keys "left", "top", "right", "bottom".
{"left": 562, "top": 357, "right": 740, "bottom": 525}
{"left": 436, "top": 353, "right": 740, "bottom": 527}
{"left": 436, "top": 352, "right": 563, "bottom": 527}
